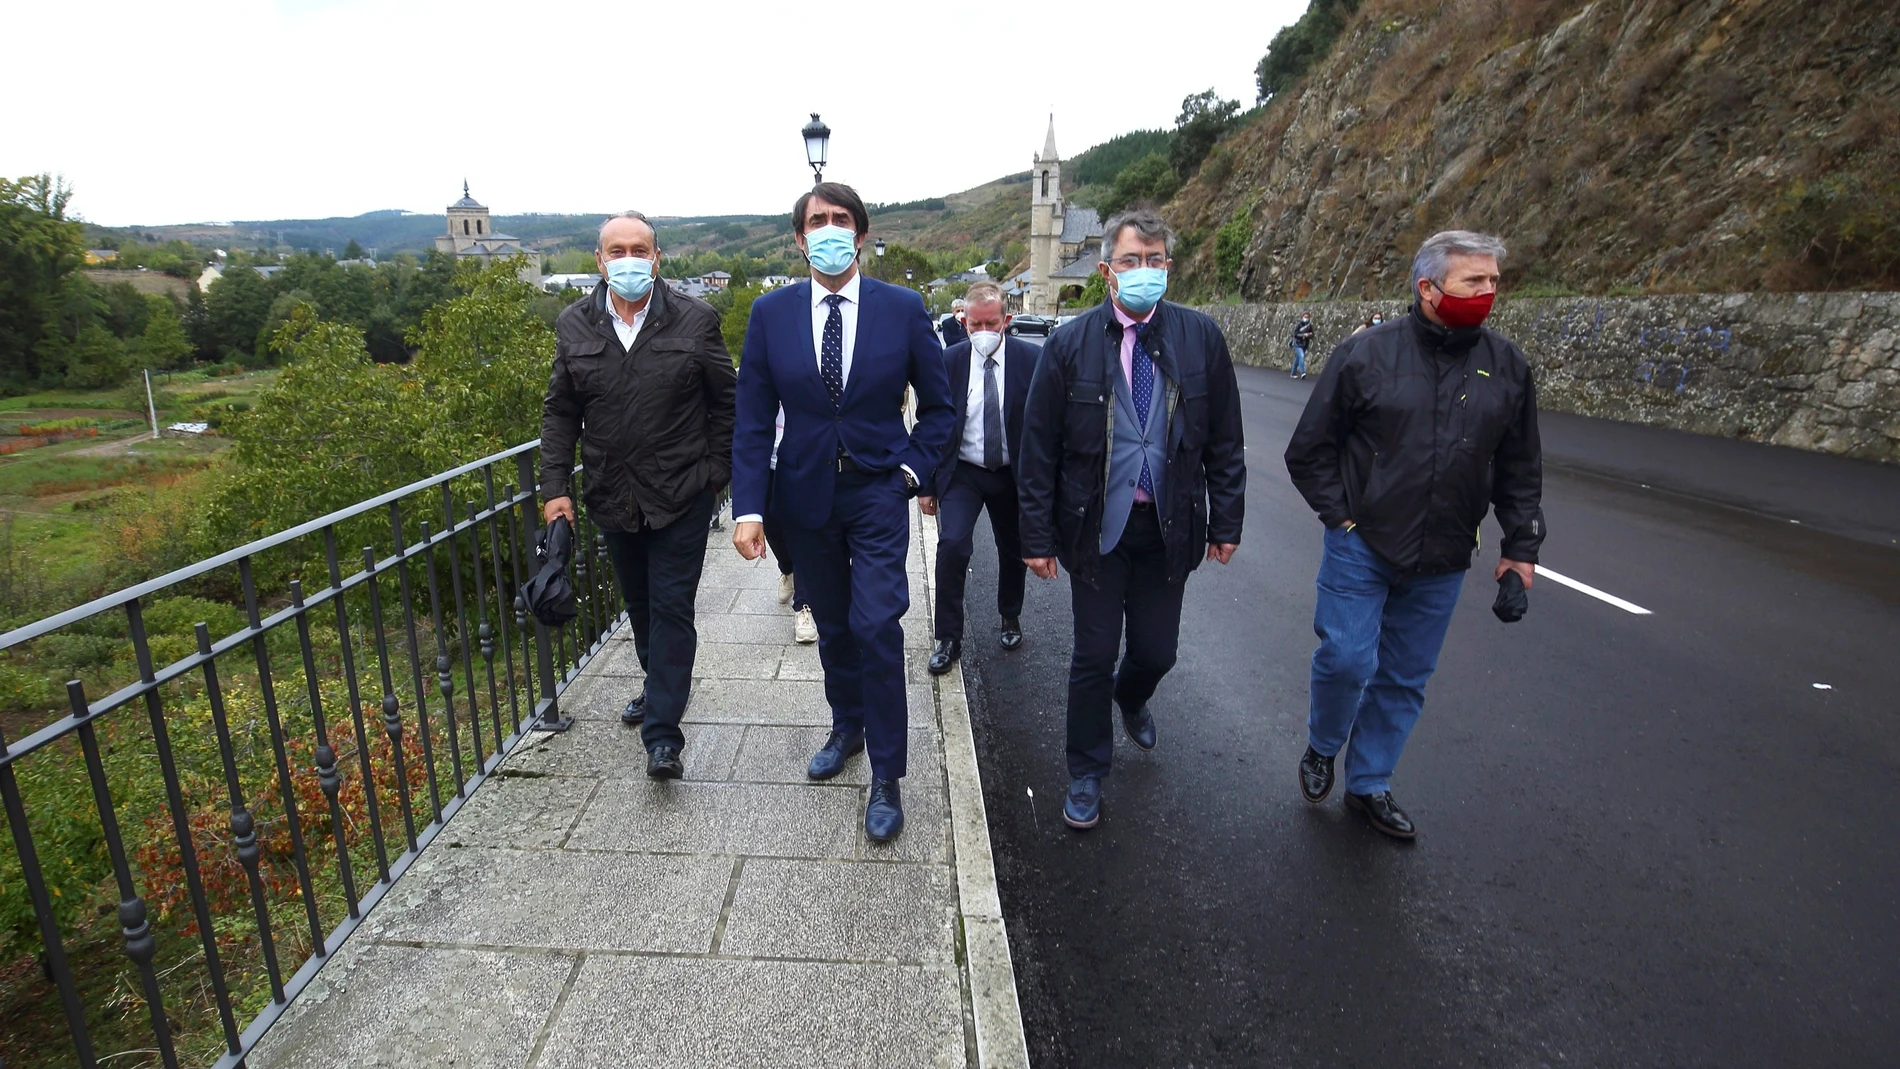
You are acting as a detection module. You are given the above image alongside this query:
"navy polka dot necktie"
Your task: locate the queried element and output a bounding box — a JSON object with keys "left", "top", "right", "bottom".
{"left": 1131, "top": 323, "right": 1156, "bottom": 497}
{"left": 821, "top": 294, "right": 845, "bottom": 406}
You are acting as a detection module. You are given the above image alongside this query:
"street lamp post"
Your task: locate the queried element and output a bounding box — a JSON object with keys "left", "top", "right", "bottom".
{"left": 802, "top": 113, "right": 831, "bottom": 185}
{"left": 874, "top": 239, "right": 886, "bottom": 257}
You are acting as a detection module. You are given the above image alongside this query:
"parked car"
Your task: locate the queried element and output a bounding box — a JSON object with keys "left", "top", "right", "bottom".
{"left": 1055, "top": 315, "right": 1079, "bottom": 331}
{"left": 1007, "top": 314, "right": 1055, "bottom": 337}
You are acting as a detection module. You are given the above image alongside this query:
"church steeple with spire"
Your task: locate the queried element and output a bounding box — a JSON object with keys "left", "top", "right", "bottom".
{"left": 1029, "top": 114, "right": 1065, "bottom": 315}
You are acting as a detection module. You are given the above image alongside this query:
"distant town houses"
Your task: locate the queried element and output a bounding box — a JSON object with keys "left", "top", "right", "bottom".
{"left": 84, "top": 249, "right": 119, "bottom": 265}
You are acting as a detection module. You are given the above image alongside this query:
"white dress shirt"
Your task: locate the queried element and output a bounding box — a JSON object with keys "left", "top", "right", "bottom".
{"left": 958, "top": 339, "right": 1006, "bottom": 468}
{"left": 810, "top": 271, "right": 860, "bottom": 385}
{"left": 605, "top": 287, "right": 649, "bottom": 351}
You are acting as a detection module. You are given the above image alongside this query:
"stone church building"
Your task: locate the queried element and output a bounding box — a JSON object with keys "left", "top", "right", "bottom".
{"left": 435, "top": 182, "right": 542, "bottom": 281}
{"left": 1025, "top": 117, "right": 1104, "bottom": 316}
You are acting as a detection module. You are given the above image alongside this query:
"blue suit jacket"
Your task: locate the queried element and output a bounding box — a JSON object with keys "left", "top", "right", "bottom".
{"left": 931, "top": 335, "right": 1039, "bottom": 499}
{"left": 734, "top": 276, "right": 956, "bottom": 528}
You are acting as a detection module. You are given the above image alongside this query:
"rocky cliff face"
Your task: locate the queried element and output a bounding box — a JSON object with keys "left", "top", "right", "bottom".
{"left": 1168, "top": 0, "right": 1899, "bottom": 301}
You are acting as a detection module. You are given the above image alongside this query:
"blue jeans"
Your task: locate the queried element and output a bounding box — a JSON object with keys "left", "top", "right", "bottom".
{"left": 1307, "top": 526, "right": 1464, "bottom": 796}
{"left": 1290, "top": 344, "right": 1307, "bottom": 376}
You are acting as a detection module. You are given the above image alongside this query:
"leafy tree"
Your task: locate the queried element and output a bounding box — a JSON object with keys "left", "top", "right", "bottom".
{"left": 1256, "top": 0, "right": 1362, "bottom": 101}
{"left": 864, "top": 242, "right": 933, "bottom": 293}
{"left": 1077, "top": 271, "right": 1108, "bottom": 309}
{"left": 1171, "top": 89, "right": 1242, "bottom": 177}
{"left": 342, "top": 238, "right": 366, "bottom": 260}
{"left": 0, "top": 174, "right": 85, "bottom": 392}
{"left": 59, "top": 320, "right": 130, "bottom": 388}
{"left": 97, "top": 279, "right": 154, "bottom": 339}
{"left": 717, "top": 284, "right": 765, "bottom": 358}
{"left": 183, "top": 284, "right": 212, "bottom": 360}
{"left": 1071, "top": 130, "right": 1175, "bottom": 187}
{"left": 136, "top": 295, "right": 194, "bottom": 369}
{"left": 1100, "top": 154, "right": 1182, "bottom": 216}
{"left": 202, "top": 264, "right": 274, "bottom": 364}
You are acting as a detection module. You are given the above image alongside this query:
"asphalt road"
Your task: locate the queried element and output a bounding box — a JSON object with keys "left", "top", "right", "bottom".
{"left": 956, "top": 362, "right": 1900, "bottom": 1069}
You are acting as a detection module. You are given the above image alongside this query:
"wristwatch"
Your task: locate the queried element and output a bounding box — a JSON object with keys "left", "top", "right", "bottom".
{"left": 902, "top": 469, "right": 921, "bottom": 497}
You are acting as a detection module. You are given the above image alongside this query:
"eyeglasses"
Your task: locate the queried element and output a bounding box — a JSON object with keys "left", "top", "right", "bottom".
{"left": 1109, "top": 254, "right": 1169, "bottom": 271}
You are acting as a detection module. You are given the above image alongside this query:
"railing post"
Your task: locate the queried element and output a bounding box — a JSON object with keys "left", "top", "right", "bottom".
{"left": 516, "top": 451, "right": 571, "bottom": 732}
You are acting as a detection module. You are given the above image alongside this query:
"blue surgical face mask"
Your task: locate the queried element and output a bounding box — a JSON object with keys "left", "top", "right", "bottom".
{"left": 803, "top": 225, "right": 858, "bottom": 276}
{"left": 1112, "top": 266, "right": 1168, "bottom": 315}
{"left": 604, "top": 255, "right": 655, "bottom": 301}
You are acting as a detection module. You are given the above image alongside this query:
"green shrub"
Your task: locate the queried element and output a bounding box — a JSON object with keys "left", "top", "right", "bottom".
{"left": 0, "top": 661, "right": 61, "bottom": 715}
{"left": 34, "top": 632, "right": 123, "bottom": 672}
{"left": 141, "top": 595, "right": 246, "bottom": 643}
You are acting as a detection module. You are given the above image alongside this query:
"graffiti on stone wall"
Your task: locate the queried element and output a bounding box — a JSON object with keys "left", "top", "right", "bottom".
{"left": 1528, "top": 301, "right": 1733, "bottom": 395}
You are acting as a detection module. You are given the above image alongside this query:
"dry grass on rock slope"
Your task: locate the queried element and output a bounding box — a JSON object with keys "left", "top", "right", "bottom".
{"left": 1167, "top": 0, "right": 1900, "bottom": 302}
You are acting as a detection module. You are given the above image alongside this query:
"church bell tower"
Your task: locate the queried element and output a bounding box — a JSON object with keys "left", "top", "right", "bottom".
{"left": 1028, "top": 115, "right": 1063, "bottom": 316}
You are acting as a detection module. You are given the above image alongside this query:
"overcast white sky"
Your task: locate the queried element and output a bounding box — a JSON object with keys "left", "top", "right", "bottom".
{"left": 6, "top": 0, "right": 1305, "bottom": 227}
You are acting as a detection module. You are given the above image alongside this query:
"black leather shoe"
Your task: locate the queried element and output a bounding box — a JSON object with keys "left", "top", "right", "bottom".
{"left": 620, "top": 693, "right": 647, "bottom": 725}
{"left": 1299, "top": 746, "right": 1335, "bottom": 803}
{"left": 1120, "top": 702, "right": 1155, "bottom": 751}
{"left": 927, "top": 638, "right": 961, "bottom": 675}
{"left": 999, "top": 617, "right": 1023, "bottom": 650}
{"left": 865, "top": 779, "right": 904, "bottom": 842}
{"left": 645, "top": 744, "right": 683, "bottom": 780}
{"left": 807, "top": 729, "right": 864, "bottom": 780}
{"left": 1345, "top": 791, "right": 1416, "bottom": 840}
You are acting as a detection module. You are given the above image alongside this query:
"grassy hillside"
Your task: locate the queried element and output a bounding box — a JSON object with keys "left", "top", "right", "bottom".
{"left": 1164, "top": 0, "right": 1900, "bottom": 301}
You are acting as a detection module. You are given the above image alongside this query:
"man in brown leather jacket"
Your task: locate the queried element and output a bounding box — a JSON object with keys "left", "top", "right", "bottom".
{"left": 540, "top": 211, "right": 736, "bottom": 779}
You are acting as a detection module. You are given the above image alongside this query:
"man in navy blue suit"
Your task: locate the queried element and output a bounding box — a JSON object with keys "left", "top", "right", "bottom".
{"left": 730, "top": 183, "right": 955, "bottom": 843}
{"left": 921, "top": 280, "right": 1036, "bottom": 676}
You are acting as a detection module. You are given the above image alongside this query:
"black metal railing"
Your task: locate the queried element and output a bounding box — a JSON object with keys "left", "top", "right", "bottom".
{"left": 0, "top": 442, "right": 628, "bottom": 1069}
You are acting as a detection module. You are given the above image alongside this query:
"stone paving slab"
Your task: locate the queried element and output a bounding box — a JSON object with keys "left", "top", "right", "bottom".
{"left": 533, "top": 957, "right": 965, "bottom": 1069}
{"left": 368, "top": 847, "right": 732, "bottom": 952}
{"left": 250, "top": 942, "right": 573, "bottom": 1069}
{"left": 249, "top": 503, "right": 1025, "bottom": 1069}
{"left": 720, "top": 858, "right": 958, "bottom": 963}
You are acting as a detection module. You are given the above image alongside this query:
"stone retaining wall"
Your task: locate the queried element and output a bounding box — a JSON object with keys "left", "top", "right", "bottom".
{"left": 1197, "top": 293, "right": 1900, "bottom": 464}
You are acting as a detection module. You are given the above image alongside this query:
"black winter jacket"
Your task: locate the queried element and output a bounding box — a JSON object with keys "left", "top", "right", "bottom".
{"left": 1017, "top": 299, "right": 1247, "bottom": 585}
{"left": 1284, "top": 303, "right": 1545, "bottom": 575}
{"left": 540, "top": 284, "right": 737, "bottom": 532}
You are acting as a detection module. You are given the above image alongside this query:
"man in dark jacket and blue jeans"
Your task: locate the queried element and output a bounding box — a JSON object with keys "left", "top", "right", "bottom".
{"left": 1284, "top": 230, "right": 1544, "bottom": 840}
{"left": 1017, "top": 208, "right": 1247, "bottom": 831}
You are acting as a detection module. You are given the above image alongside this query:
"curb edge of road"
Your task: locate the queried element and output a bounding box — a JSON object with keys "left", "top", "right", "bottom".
{"left": 918, "top": 506, "right": 1032, "bottom": 1069}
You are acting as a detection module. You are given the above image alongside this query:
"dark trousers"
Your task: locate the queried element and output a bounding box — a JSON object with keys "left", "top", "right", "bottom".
{"left": 762, "top": 484, "right": 806, "bottom": 608}
{"left": 933, "top": 461, "right": 1026, "bottom": 641}
{"left": 782, "top": 468, "right": 912, "bottom": 780}
{"left": 601, "top": 488, "right": 716, "bottom": 750}
{"left": 1065, "top": 506, "right": 1186, "bottom": 778}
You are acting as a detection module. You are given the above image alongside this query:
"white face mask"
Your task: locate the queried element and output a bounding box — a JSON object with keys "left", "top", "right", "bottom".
{"left": 969, "top": 331, "right": 1003, "bottom": 358}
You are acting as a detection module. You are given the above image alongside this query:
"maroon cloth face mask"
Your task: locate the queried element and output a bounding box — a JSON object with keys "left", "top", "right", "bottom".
{"left": 1430, "top": 287, "right": 1495, "bottom": 329}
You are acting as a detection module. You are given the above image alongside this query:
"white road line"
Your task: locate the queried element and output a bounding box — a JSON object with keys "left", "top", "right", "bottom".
{"left": 1534, "top": 565, "right": 1654, "bottom": 615}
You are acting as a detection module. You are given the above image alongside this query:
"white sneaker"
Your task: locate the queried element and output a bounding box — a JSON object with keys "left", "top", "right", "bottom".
{"left": 794, "top": 606, "right": 817, "bottom": 644}
{"left": 778, "top": 572, "right": 796, "bottom": 604}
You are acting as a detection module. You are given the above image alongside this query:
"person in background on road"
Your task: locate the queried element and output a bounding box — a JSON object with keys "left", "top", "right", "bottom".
{"left": 922, "top": 281, "right": 1034, "bottom": 677}
{"left": 540, "top": 211, "right": 736, "bottom": 780}
{"left": 763, "top": 405, "right": 817, "bottom": 644}
{"left": 1283, "top": 229, "right": 1544, "bottom": 840}
{"left": 940, "top": 299, "right": 969, "bottom": 347}
{"left": 1016, "top": 207, "right": 1247, "bottom": 831}
{"left": 1351, "top": 313, "right": 1385, "bottom": 336}
{"left": 1290, "top": 312, "right": 1315, "bottom": 378}
{"left": 730, "top": 182, "right": 955, "bottom": 843}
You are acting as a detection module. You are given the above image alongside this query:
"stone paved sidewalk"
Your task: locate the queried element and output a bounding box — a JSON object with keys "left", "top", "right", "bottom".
{"left": 249, "top": 504, "right": 1026, "bottom": 1069}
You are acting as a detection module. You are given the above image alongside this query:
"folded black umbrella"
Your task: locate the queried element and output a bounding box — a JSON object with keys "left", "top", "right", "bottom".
{"left": 1492, "top": 569, "right": 1528, "bottom": 623}
{"left": 521, "top": 516, "right": 578, "bottom": 627}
